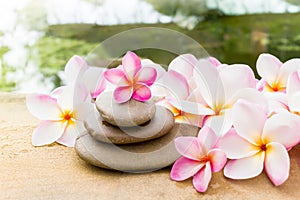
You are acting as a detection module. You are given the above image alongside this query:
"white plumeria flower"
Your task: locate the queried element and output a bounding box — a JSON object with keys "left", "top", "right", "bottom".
{"left": 189, "top": 59, "right": 261, "bottom": 136}
{"left": 219, "top": 100, "right": 300, "bottom": 186}
{"left": 265, "top": 69, "right": 300, "bottom": 116}
{"left": 64, "top": 55, "right": 107, "bottom": 99}
{"left": 155, "top": 70, "right": 210, "bottom": 127}
{"left": 256, "top": 53, "right": 300, "bottom": 92}
{"left": 26, "top": 85, "right": 93, "bottom": 147}
{"left": 287, "top": 70, "right": 300, "bottom": 116}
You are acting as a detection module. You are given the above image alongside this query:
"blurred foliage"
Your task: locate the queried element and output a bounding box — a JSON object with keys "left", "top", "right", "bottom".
{"left": 31, "top": 36, "right": 97, "bottom": 87}
{"left": 270, "top": 34, "right": 300, "bottom": 52}
{"left": 48, "top": 12, "right": 300, "bottom": 77}
{"left": 145, "top": 0, "right": 179, "bottom": 16}
{"left": 0, "top": 46, "right": 10, "bottom": 57}
{"left": 0, "top": 46, "right": 16, "bottom": 91}
{"left": 145, "top": 0, "right": 207, "bottom": 16}
{"left": 286, "top": 0, "right": 300, "bottom": 6}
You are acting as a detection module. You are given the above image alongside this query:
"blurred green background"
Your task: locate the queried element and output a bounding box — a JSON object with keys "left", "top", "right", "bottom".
{"left": 1, "top": 0, "right": 300, "bottom": 93}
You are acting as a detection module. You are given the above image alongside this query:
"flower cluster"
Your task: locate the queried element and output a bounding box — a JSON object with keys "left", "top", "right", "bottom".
{"left": 27, "top": 52, "right": 300, "bottom": 192}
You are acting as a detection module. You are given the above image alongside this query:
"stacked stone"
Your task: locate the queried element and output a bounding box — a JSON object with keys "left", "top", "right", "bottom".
{"left": 75, "top": 92, "right": 199, "bottom": 172}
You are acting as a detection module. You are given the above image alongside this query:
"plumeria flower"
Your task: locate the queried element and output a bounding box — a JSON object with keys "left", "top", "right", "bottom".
{"left": 167, "top": 54, "right": 223, "bottom": 91}
{"left": 168, "top": 54, "right": 197, "bottom": 81}
{"left": 155, "top": 70, "right": 211, "bottom": 126}
{"left": 155, "top": 56, "right": 263, "bottom": 132}
{"left": 189, "top": 59, "right": 259, "bottom": 136}
{"left": 141, "top": 58, "right": 166, "bottom": 80}
{"left": 219, "top": 100, "right": 300, "bottom": 186}
{"left": 26, "top": 84, "right": 93, "bottom": 147}
{"left": 256, "top": 53, "right": 300, "bottom": 92}
{"left": 58, "top": 55, "right": 107, "bottom": 99}
{"left": 264, "top": 69, "right": 300, "bottom": 116}
{"left": 153, "top": 55, "right": 229, "bottom": 127}
{"left": 286, "top": 70, "right": 300, "bottom": 116}
{"left": 207, "top": 56, "right": 222, "bottom": 67}
{"left": 170, "top": 126, "right": 227, "bottom": 193}
{"left": 104, "top": 51, "right": 157, "bottom": 103}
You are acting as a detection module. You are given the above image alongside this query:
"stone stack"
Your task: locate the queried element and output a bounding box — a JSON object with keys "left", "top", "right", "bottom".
{"left": 75, "top": 92, "right": 199, "bottom": 172}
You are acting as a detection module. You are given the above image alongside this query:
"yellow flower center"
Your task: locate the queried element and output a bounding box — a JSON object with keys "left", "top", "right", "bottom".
{"left": 61, "top": 110, "right": 75, "bottom": 125}
{"left": 265, "top": 81, "right": 285, "bottom": 92}
{"left": 172, "top": 106, "right": 182, "bottom": 118}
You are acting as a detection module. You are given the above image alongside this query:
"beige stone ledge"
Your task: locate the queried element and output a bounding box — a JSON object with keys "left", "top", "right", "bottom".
{"left": 0, "top": 93, "right": 300, "bottom": 199}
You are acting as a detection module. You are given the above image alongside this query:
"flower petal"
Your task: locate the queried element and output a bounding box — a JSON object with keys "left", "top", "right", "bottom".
{"left": 208, "top": 149, "right": 227, "bottom": 172}
{"left": 256, "top": 53, "right": 282, "bottom": 86}
{"left": 218, "top": 128, "right": 260, "bottom": 159}
{"left": 224, "top": 151, "right": 265, "bottom": 179}
{"left": 132, "top": 83, "right": 152, "bottom": 102}
{"left": 50, "top": 86, "right": 67, "bottom": 99}
{"left": 289, "top": 92, "right": 300, "bottom": 113}
{"left": 32, "top": 121, "right": 66, "bottom": 146}
{"left": 265, "top": 142, "right": 290, "bottom": 186}
{"left": 104, "top": 68, "right": 129, "bottom": 86}
{"left": 168, "top": 98, "right": 215, "bottom": 116}
{"left": 56, "top": 122, "right": 85, "bottom": 147}
{"left": 227, "top": 88, "right": 268, "bottom": 110}
{"left": 174, "top": 137, "right": 204, "bottom": 161}
{"left": 83, "top": 67, "right": 107, "bottom": 98}
{"left": 64, "top": 55, "right": 88, "bottom": 83}
{"left": 192, "top": 162, "right": 212, "bottom": 193}
{"left": 141, "top": 59, "right": 166, "bottom": 80}
{"left": 262, "top": 113, "right": 300, "bottom": 149}
{"left": 232, "top": 100, "right": 267, "bottom": 145}
{"left": 26, "top": 94, "right": 62, "bottom": 120}
{"left": 207, "top": 56, "right": 222, "bottom": 66}
{"left": 170, "top": 157, "right": 204, "bottom": 181}
{"left": 122, "top": 51, "right": 141, "bottom": 78}
{"left": 113, "top": 86, "right": 133, "bottom": 103}
{"left": 194, "top": 60, "right": 225, "bottom": 109}
{"left": 135, "top": 67, "right": 157, "bottom": 86}
{"left": 202, "top": 109, "right": 232, "bottom": 137}
{"left": 219, "top": 64, "right": 256, "bottom": 100}
{"left": 150, "top": 83, "right": 169, "bottom": 98}
{"left": 197, "top": 126, "right": 218, "bottom": 151}
{"left": 264, "top": 92, "right": 288, "bottom": 114}
{"left": 176, "top": 112, "right": 204, "bottom": 127}
{"left": 278, "top": 58, "right": 300, "bottom": 86}
{"left": 287, "top": 71, "right": 300, "bottom": 99}
{"left": 256, "top": 79, "right": 267, "bottom": 92}
{"left": 157, "top": 70, "right": 189, "bottom": 100}
{"left": 168, "top": 54, "right": 197, "bottom": 80}
{"left": 57, "top": 84, "right": 89, "bottom": 111}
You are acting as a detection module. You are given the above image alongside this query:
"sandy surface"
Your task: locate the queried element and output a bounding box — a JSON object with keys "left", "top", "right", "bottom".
{"left": 1, "top": 93, "right": 300, "bottom": 199}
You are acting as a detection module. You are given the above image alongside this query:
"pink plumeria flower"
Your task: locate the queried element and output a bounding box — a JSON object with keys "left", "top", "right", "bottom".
{"left": 63, "top": 55, "right": 107, "bottom": 99}
{"left": 141, "top": 58, "right": 166, "bottom": 80}
{"left": 219, "top": 100, "right": 300, "bottom": 186}
{"left": 26, "top": 85, "right": 93, "bottom": 147}
{"left": 170, "top": 126, "right": 227, "bottom": 193}
{"left": 256, "top": 53, "right": 300, "bottom": 92}
{"left": 104, "top": 51, "right": 157, "bottom": 103}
